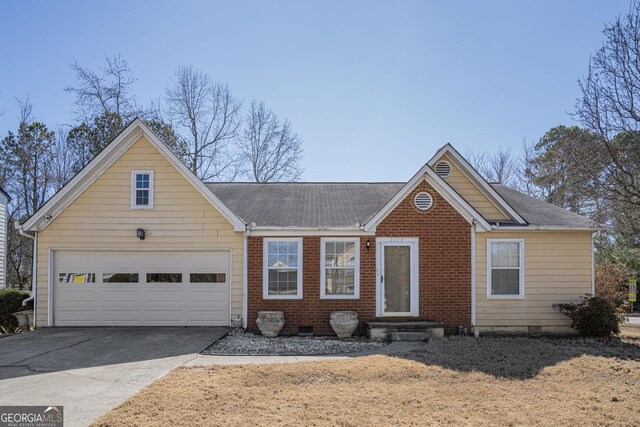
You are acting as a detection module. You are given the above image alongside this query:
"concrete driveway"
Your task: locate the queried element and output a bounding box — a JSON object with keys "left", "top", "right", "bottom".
{"left": 0, "top": 327, "right": 228, "bottom": 426}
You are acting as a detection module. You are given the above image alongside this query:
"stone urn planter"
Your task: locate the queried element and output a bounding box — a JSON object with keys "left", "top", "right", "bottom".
{"left": 11, "top": 310, "right": 34, "bottom": 330}
{"left": 330, "top": 311, "right": 359, "bottom": 338}
{"left": 256, "top": 311, "right": 285, "bottom": 337}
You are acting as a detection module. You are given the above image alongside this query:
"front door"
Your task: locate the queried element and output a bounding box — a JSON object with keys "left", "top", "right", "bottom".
{"left": 376, "top": 238, "right": 419, "bottom": 317}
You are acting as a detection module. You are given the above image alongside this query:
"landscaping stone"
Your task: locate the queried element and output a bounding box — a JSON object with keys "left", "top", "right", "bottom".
{"left": 202, "top": 330, "right": 386, "bottom": 356}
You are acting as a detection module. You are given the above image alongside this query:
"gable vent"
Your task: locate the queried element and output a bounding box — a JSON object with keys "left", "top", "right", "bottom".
{"left": 414, "top": 192, "right": 433, "bottom": 211}
{"left": 435, "top": 161, "right": 452, "bottom": 178}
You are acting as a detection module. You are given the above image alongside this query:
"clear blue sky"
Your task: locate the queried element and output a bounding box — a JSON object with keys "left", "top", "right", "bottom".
{"left": 0, "top": 0, "right": 629, "bottom": 182}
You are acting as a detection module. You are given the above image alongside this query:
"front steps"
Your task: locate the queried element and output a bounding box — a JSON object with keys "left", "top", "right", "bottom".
{"left": 366, "top": 321, "right": 445, "bottom": 341}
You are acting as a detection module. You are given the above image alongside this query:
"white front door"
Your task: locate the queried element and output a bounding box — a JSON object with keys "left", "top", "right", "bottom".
{"left": 376, "top": 238, "right": 419, "bottom": 317}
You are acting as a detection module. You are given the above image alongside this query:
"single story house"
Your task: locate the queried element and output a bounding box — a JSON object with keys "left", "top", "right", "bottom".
{"left": 18, "top": 119, "right": 595, "bottom": 335}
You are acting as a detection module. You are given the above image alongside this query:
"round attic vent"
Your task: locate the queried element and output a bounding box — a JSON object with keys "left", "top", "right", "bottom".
{"left": 435, "top": 161, "right": 452, "bottom": 178}
{"left": 414, "top": 192, "right": 433, "bottom": 211}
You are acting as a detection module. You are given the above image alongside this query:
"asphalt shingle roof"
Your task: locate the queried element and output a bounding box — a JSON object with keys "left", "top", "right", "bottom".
{"left": 206, "top": 182, "right": 595, "bottom": 229}
{"left": 490, "top": 184, "right": 595, "bottom": 229}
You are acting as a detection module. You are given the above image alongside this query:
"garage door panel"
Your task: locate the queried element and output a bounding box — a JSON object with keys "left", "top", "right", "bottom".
{"left": 53, "top": 251, "right": 230, "bottom": 326}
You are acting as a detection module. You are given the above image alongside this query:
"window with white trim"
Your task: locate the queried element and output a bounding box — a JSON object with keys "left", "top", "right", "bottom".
{"left": 321, "top": 238, "right": 359, "bottom": 299}
{"left": 131, "top": 170, "right": 154, "bottom": 209}
{"left": 487, "top": 239, "right": 524, "bottom": 298}
{"left": 263, "top": 238, "right": 303, "bottom": 299}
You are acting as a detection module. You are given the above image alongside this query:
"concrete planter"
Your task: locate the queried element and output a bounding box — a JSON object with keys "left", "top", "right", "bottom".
{"left": 12, "top": 310, "right": 34, "bottom": 330}
{"left": 330, "top": 311, "right": 359, "bottom": 338}
{"left": 256, "top": 311, "right": 285, "bottom": 337}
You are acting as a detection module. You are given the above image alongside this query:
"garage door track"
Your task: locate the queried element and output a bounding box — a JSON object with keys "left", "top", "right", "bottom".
{"left": 0, "top": 327, "right": 228, "bottom": 426}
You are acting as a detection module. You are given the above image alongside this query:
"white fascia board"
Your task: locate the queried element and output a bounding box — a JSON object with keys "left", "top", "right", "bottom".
{"left": 428, "top": 144, "right": 527, "bottom": 224}
{"left": 363, "top": 164, "right": 491, "bottom": 232}
{"left": 22, "top": 119, "right": 247, "bottom": 232}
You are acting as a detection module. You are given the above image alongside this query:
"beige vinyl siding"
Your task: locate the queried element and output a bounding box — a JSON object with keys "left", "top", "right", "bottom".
{"left": 475, "top": 231, "right": 593, "bottom": 329}
{"left": 439, "top": 153, "right": 509, "bottom": 221}
{"left": 35, "top": 136, "right": 244, "bottom": 327}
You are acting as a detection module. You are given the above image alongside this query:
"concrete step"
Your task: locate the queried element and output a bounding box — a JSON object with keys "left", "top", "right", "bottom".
{"left": 389, "top": 332, "right": 433, "bottom": 342}
{"left": 367, "top": 320, "right": 445, "bottom": 340}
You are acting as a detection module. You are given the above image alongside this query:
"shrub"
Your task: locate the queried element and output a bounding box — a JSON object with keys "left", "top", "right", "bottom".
{"left": 595, "top": 262, "right": 632, "bottom": 310}
{"left": 0, "top": 288, "right": 31, "bottom": 334}
{"left": 554, "top": 294, "right": 625, "bottom": 337}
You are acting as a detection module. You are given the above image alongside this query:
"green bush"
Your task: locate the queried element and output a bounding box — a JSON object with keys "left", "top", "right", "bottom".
{"left": 0, "top": 288, "right": 31, "bottom": 334}
{"left": 553, "top": 294, "right": 625, "bottom": 337}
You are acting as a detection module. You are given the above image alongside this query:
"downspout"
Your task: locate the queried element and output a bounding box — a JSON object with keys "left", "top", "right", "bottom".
{"left": 15, "top": 222, "right": 36, "bottom": 310}
{"left": 242, "top": 225, "right": 250, "bottom": 329}
{"left": 470, "top": 221, "right": 477, "bottom": 328}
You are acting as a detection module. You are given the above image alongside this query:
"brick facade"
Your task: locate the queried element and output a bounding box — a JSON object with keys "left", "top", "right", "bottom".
{"left": 247, "top": 180, "right": 472, "bottom": 335}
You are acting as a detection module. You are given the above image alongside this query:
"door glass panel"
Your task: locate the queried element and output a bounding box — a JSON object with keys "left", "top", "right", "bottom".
{"left": 384, "top": 245, "right": 411, "bottom": 313}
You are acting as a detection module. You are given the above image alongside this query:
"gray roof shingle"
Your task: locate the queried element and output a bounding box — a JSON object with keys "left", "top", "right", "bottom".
{"left": 206, "top": 182, "right": 595, "bottom": 229}
{"left": 490, "top": 184, "right": 595, "bottom": 229}
{"left": 206, "top": 182, "right": 403, "bottom": 227}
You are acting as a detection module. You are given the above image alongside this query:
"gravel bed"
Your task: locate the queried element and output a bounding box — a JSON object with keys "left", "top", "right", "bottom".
{"left": 202, "top": 330, "right": 387, "bottom": 356}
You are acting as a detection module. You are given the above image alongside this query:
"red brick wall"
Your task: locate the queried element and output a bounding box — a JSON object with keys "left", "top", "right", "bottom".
{"left": 247, "top": 180, "right": 472, "bottom": 335}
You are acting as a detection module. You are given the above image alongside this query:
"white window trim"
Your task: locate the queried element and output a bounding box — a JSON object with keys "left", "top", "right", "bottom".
{"left": 486, "top": 238, "right": 525, "bottom": 299}
{"left": 320, "top": 237, "right": 360, "bottom": 300}
{"left": 263, "top": 237, "right": 303, "bottom": 299}
{"left": 131, "top": 170, "right": 154, "bottom": 209}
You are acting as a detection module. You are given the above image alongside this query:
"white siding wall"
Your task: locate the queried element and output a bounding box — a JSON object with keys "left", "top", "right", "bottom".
{"left": 0, "top": 193, "right": 6, "bottom": 288}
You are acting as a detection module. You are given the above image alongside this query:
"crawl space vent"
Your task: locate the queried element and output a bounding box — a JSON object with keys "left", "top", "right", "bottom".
{"left": 435, "top": 161, "right": 452, "bottom": 178}
{"left": 414, "top": 192, "right": 433, "bottom": 211}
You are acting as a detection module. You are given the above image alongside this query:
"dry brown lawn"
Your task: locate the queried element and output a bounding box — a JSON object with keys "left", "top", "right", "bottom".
{"left": 93, "top": 326, "right": 640, "bottom": 427}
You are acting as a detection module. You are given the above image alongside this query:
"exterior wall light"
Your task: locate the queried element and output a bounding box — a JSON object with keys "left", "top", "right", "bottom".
{"left": 366, "top": 239, "right": 371, "bottom": 251}
{"left": 137, "top": 228, "right": 146, "bottom": 240}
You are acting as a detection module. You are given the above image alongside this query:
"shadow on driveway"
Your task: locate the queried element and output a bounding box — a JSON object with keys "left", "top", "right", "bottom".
{"left": 0, "top": 327, "right": 228, "bottom": 380}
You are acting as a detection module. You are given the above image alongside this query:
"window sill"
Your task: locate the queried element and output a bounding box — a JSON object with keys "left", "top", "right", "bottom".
{"left": 320, "top": 295, "right": 360, "bottom": 300}
{"left": 263, "top": 294, "right": 303, "bottom": 300}
{"left": 487, "top": 294, "right": 525, "bottom": 300}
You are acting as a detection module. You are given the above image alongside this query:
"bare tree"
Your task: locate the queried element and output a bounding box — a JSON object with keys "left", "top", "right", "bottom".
{"left": 239, "top": 100, "right": 303, "bottom": 182}
{"left": 65, "top": 55, "right": 139, "bottom": 121}
{"left": 574, "top": 0, "right": 640, "bottom": 236}
{"left": 165, "top": 66, "right": 242, "bottom": 181}
{"left": 466, "top": 146, "right": 519, "bottom": 187}
{"left": 51, "top": 126, "right": 76, "bottom": 191}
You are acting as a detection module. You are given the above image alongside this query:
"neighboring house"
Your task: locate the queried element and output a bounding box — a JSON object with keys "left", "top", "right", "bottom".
{"left": 0, "top": 188, "right": 9, "bottom": 288}
{"left": 18, "top": 119, "right": 595, "bottom": 334}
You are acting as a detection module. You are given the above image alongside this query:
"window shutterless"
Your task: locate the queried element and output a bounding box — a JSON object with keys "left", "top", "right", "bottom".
{"left": 131, "top": 170, "right": 154, "bottom": 209}
{"left": 487, "top": 239, "right": 525, "bottom": 299}
{"left": 320, "top": 238, "right": 360, "bottom": 299}
{"left": 263, "top": 238, "right": 303, "bottom": 299}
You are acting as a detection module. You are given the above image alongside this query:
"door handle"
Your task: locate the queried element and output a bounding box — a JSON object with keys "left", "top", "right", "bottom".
{"left": 380, "top": 275, "right": 384, "bottom": 284}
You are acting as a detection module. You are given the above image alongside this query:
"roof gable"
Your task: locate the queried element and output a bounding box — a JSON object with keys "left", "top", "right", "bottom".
{"left": 21, "top": 119, "right": 246, "bottom": 232}
{"left": 362, "top": 163, "right": 492, "bottom": 232}
{"left": 428, "top": 144, "right": 526, "bottom": 224}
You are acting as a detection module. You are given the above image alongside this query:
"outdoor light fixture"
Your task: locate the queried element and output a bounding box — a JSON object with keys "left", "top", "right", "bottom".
{"left": 366, "top": 239, "right": 371, "bottom": 251}
{"left": 137, "top": 228, "right": 145, "bottom": 240}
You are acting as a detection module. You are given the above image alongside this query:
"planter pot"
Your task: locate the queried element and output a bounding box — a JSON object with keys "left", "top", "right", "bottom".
{"left": 12, "top": 310, "right": 34, "bottom": 330}
{"left": 256, "top": 311, "right": 285, "bottom": 337}
{"left": 330, "top": 311, "right": 358, "bottom": 338}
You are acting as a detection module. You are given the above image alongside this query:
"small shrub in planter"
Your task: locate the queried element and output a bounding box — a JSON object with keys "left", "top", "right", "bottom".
{"left": 0, "top": 288, "right": 31, "bottom": 334}
{"left": 553, "top": 294, "right": 625, "bottom": 337}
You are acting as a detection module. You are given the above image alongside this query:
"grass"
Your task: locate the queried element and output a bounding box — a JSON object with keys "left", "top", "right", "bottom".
{"left": 93, "top": 325, "right": 640, "bottom": 427}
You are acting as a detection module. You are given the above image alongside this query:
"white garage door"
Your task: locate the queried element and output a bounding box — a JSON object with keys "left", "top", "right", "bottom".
{"left": 53, "top": 251, "right": 230, "bottom": 326}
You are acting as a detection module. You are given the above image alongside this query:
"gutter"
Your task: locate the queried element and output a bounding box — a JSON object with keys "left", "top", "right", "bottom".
{"left": 470, "top": 221, "right": 476, "bottom": 327}
{"left": 15, "top": 222, "right": 36, "bottom": 310}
